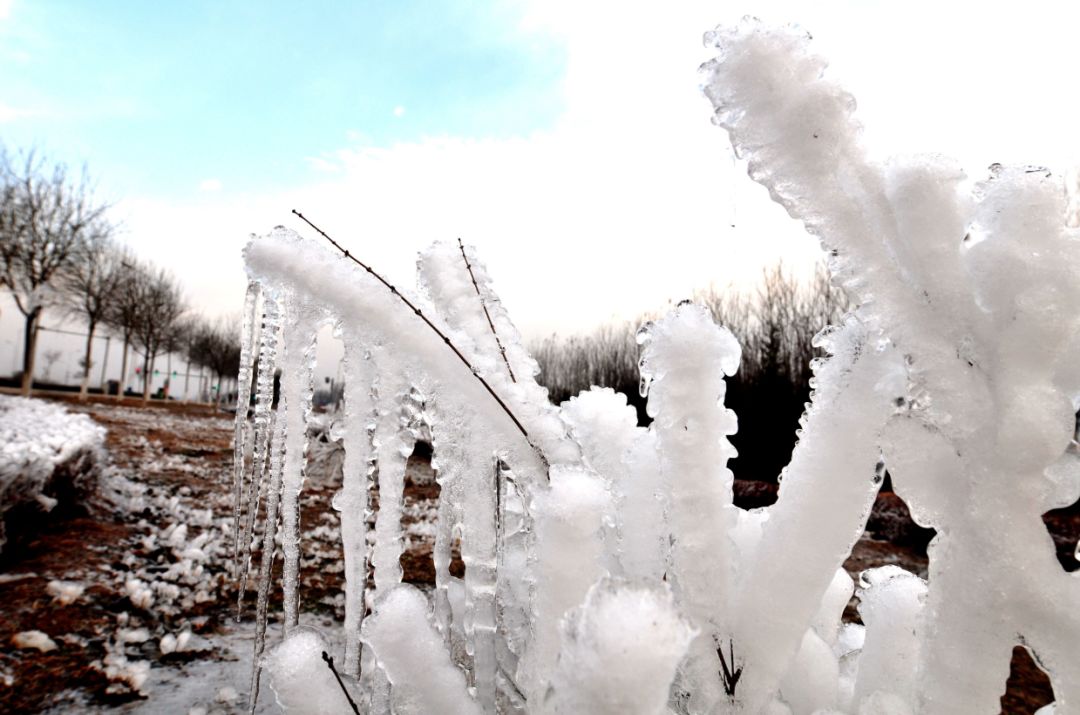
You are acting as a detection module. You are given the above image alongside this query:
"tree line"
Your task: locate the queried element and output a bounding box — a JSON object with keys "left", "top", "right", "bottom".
{"left": 0, "top": 147, "right": 240, "bottom": 403}
{"left": 531, "top": 265, "right": 847, "bottom": 483}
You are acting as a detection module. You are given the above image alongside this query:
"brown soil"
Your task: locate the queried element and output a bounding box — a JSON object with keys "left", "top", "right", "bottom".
{"left": 0, "top": 399, "right": 237, "bottom": 712}
{"left": 0, "top": 519, "right": 132, "bottom": 712}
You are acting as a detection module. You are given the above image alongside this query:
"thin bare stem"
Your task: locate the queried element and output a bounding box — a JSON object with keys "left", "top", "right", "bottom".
{"left": 290, "top": 210, "right": 548, "bottom": 470}
{"left": 322, "top": 651, "right": 361, "bottom": 714}
{"left": 457, "top": 237, "right": 516, "bottom": 383}
{"left": 717, "top": 638, "right": 744, "bottom": 696}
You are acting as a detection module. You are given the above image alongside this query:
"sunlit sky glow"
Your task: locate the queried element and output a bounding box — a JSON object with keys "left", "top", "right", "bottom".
{"left": 3, "top": 0, "right": 1080, "bottom": 376}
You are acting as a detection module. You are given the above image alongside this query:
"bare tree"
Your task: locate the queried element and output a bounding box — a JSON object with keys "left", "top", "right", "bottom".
{"left": 130, "top": 267, "right": 185, "bottom": 402}
{"left": 60, "top": 236, "right": 122, "bottom": 400}
{"left": 185, "top": 316, "right": 241, "bottom": 408}
{"left": 0, "top": 148, "right": 111, "bottom": 395}
{"left": 532, "top": 262, "right": 848, "bottom": 481}
{"left": 104, "top": 253, "right": 147, "bottom": 399}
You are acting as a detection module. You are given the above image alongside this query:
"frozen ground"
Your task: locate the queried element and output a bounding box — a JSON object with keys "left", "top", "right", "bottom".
{"left": 48, "top": 614, "right": 342, "bottom": 715}
{"left": 0, "top": 396, "right": 1065, "bottom": 712}
{"left": 0, "top": 395, "right": 107, "bottom": 554}
{"left": 0, "top": 397, "right": 440, "bottom": 713}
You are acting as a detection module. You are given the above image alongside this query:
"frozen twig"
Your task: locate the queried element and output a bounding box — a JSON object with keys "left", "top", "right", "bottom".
{"left": 717, "top": 638, "right": 743, "bottom": 696}
{"left": 456, "top": 237, "right": 516, "bottom": 383}
{"left": 321, "top": 651, "right": 361, "bottom": 715}
{"left": 290, "top": 210, "right": 548, "bottom": 470}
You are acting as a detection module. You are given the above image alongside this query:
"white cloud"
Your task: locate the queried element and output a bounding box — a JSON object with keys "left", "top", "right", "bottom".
{"left": 116, "top": 0, "right": 1080, "bottom": 345}
{"left": 0, "top": 0, "right": 13, "bottom": 21}
{"left": 198, "top": 178, "right": 223, "bottom": 192}
{"left": 393, "top": 105, "right": 406, "bottom": 118}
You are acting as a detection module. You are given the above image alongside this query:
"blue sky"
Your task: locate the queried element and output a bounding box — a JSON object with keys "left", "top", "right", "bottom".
{"left": 4, "top": 0, "right": 1080, "bottom": 361}
{"left": 0, "top": 1, "right": 566, "bottom": 198}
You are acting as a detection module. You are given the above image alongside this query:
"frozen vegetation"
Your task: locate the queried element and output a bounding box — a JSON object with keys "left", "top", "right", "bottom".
{"left": 231, "top": 19, "right": 1080, "bottom": 715}
{"left": 0, "top": 395, "right": 106, "bottom": 552}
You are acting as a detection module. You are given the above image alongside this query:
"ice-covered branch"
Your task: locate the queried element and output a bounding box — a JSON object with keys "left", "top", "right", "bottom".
{"left": 234, "top": 18, "right": 1080, "bottom": 714}
{"left": 703, "top": 18, "right": 1080, "bottom": 714}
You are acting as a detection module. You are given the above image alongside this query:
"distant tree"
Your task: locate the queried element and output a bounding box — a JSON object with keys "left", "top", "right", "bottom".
{"left": 171, "top": 317, "right": 201, "bottom": 401}
{"left": 696, "top": 264, "right": 847, "bottom": 481}
{"left": 185, "top": 316, "right": 241, "bottom": 408}
{"left": 531, "top": 263, "right": 848, "bottom": 482}
{"left": 60, "top": 236, "right": 123, "bottom": 400}
{"left": 103, "top": 253, "right": 147, "bottom": 399}
{"left": 130, "top": 267, "right": 185, "bottom": 402}
{"left": 0, "top": 148, "right": 111, "bottom": 395}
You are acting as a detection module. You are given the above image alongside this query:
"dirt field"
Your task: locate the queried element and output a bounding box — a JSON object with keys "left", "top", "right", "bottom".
{"left": 0, "top": 397, "right": 445, "bottom": 713}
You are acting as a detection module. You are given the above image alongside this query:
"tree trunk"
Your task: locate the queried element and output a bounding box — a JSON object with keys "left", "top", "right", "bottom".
{"left": 99, "top": 335, "right": 111, "bottom": 393}
{"left": 116, "top": 338, "right": 130, "bottom": 400}
{"left": 79, "top": 322, "right": 97, "bottom": 401}
{"left": 165, "top": 352, "right": 172, "bottom": 400}
{"left": 142, "top": 352, "right": 152, "bottom": 402}
{"left": 20, "top": 308, "right": 41, "bottom": 397}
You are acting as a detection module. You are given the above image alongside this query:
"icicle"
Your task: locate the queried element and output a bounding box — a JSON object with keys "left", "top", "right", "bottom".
{"left": 248, "top": 406, "right": 286, "bottom": 712}
{"left": 517, "top": 465, "right": 609, "bottom": 704}
{"left": 230, "top": 280, "right": 260, "bottom": 574}
{"left": 336, "top": 333, "right": 376, "bottom": 676}
{"left": 236, "top": 291, "right": 282, "bottom": 613}
{"left": 432, "top": 480, "right": 455, "bottom": 643}
{"left": 279, "top": 302, "right": 320, "bottom": 633}
{"left": 360, "top": 647, "right": 392, "bottom": 714}
{"left": 371, "top": 371, "right": 413, "bottom": 594}
{"left": 462, "top": 454, "right": 500, "bottom": 711}
{"left": 425, "top": 399, "right": 499, "bottom": 710}
{"left": 493, "top": 461, "right": 533, "bottom": 710}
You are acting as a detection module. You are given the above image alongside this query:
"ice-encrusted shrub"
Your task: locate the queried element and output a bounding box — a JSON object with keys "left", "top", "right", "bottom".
{"left": 0, "top": 395, "right": 106, "bottom": 553}
{"left": 231, "top": 20, "right": 1080, "bottom": 715}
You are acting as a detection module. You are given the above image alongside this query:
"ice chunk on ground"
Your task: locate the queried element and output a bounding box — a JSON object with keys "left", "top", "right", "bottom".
{"left": 95, "top": 640, "right": 150, "bottom": 695}
{"left": 118, "top": 628, "right": 151, "bottom": 644}
{"left": 46, "top": 579, "right": 86, "bottom": 605}
{"left": 11, "top": 630, "right": 57, "bottom": 652}
{"left": 0, "top": 396, "right": 105, "bottom": 552}
{"left": 216, "top": 685, "right": 239, "bottom": 704}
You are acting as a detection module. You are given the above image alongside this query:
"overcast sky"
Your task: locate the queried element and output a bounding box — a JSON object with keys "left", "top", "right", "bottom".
{"left": 3, "top": 0, "right": 1080, "bottom": 351}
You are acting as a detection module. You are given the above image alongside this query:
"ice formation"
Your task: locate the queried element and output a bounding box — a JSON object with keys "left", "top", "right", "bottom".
{"left": 0, "top": 395, "right": 105, "bottom": 551}
{"left": 11, "top": 630, "right": 58, "bottom": 653}
{"left": 46, "top": 579, "right": 86, "bottom": 605}
{"left": 360, "top": 584, "right": 483, "bottom": 715}
{"left": 232, "top": 18, "right": 1080, "bottom": 715}
{"left": 264, "top": 627, "right": 355, "bottom": 714}
{"left": 539, "top": 577, "right": 696, "bottom": 715}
